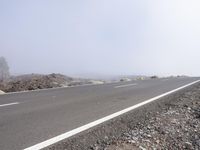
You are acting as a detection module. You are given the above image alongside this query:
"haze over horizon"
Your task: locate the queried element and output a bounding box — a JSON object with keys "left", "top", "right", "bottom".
{"left": 1, "top": 0, "right": 200, "bottom": 78}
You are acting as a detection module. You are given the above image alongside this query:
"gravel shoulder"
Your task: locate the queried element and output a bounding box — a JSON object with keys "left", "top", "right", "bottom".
{"left": 106, "top": 84, "right": 200, "bottom": 150}
{"left": 46, "top": 82, "right": 200, "bottom": 150}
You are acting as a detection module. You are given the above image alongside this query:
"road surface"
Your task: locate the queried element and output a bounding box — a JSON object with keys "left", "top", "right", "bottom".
{"left": 0, "top": 77, "right": 199, "bottom": 150}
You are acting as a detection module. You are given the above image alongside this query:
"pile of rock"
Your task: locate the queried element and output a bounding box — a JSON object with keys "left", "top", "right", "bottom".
{"left": 0, "top": 73, "right": 106, "bottom": 93}
{"left": 0, "top": 73, "right": 73, "bottom": 92}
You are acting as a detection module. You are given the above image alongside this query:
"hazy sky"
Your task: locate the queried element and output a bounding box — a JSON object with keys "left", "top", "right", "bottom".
{"left": 0, "top": 0, "right": 200, "bottom": 77}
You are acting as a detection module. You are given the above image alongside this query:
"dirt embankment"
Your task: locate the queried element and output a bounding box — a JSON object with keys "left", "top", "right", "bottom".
{"left": 0, "top": 73, "right": 102, "bottom": 93}
{"left": 0, "top": 73, "right": 72, "bottom": 92}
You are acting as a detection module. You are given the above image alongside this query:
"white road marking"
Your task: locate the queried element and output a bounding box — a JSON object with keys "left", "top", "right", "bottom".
{"left": 162, "top": 79, "right": 169, "bottom": 81}
{"left": 114, "top": 83, "right": 137, "bottom": 88}
{"left": 24, "top": 80, "right": 200, "bottom": 150}
{"left": 0, "top": 102, "right": 19, "bottom": 107}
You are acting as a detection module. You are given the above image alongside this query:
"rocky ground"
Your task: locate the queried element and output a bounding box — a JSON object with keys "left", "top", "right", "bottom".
{"left": 0, "top": 73, "right": 104, "bottom": 93}
{"left": 95, "top": 84, "right": 200, "bottom": 150}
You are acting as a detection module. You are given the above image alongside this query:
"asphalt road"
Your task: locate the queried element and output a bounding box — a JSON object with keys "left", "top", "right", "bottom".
{"left": 0, "top": 77, "right": 199, "bottom": 150}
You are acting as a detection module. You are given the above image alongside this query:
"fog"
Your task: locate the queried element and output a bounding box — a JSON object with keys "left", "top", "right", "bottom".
{"left": 0, "top": 0, "right": 200, "bottom": 78}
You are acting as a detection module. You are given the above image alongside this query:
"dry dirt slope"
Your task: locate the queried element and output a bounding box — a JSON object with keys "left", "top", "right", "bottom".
{"left": 0, "top": 73, "right": 101, "bottom": 93}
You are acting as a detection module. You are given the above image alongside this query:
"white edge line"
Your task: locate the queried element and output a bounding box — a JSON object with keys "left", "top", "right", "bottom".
{"left": 115, "top": 83, "right": 137, "bottom": 88}
{"left": 24, "top": 80, "right": 200, "bottom": 150}
{"left": 0, "top": 102, "right": 19, "bottom": 107}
